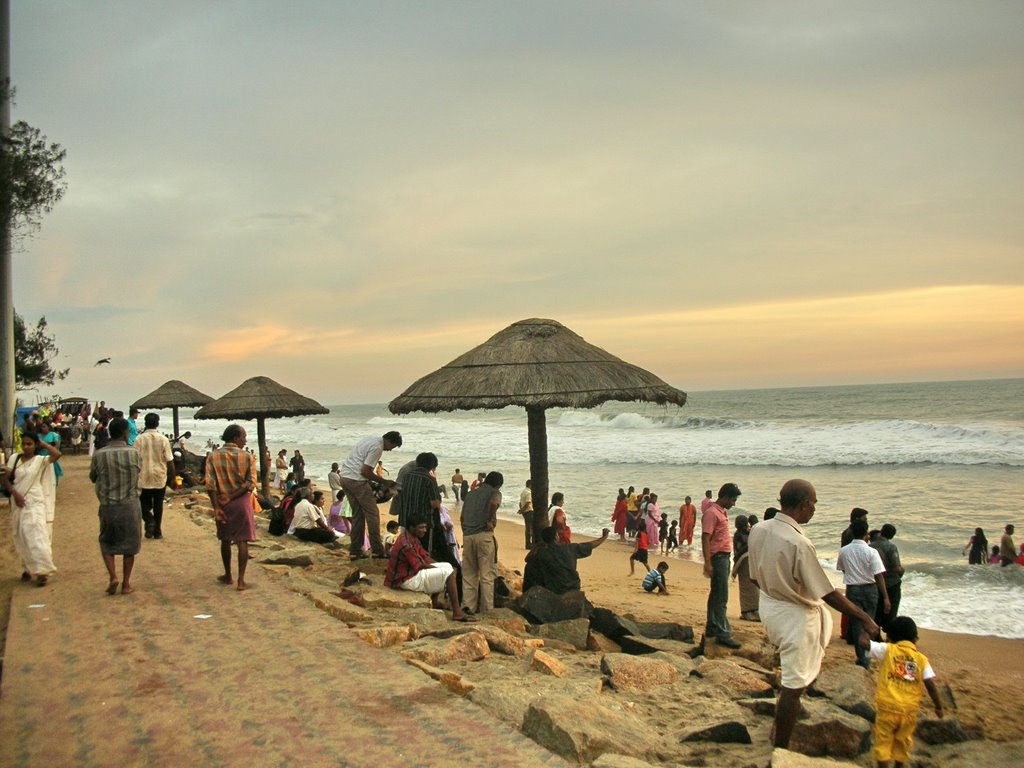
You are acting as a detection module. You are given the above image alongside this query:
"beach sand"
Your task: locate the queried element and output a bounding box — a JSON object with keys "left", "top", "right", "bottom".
{"left": 1, "top": 461, "right": 1021, "bottom": 763}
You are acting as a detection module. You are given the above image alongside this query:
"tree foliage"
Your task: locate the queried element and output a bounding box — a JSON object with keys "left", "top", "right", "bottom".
{"left": 1, "top": 86, "right": 68, "bottom": 238}
{"left": 14, "top": 312, "right": 68, "bottom": 390}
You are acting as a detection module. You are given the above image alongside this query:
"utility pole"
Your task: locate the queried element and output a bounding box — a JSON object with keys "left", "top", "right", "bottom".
{"left": 0, "top": 0, "right": 14, "bottom": 443}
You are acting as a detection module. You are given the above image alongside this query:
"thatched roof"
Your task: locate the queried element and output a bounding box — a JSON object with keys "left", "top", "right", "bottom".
{"left": 194, "top": 376, "right": 329, "bottom": 421}
{"left": 132, "top": 380, "right": 214, "bottom": 410}
{"left": 389, "top": 318, "right": 687, "bottom": 413}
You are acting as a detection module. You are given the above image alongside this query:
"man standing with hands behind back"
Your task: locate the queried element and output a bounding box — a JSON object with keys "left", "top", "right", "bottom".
{"left": 748, "top": 479, "right": 880, "bottom": 749}
{"left": 205, "top": 424, "right": 257, "bottom": 591}
{"left": 702, "top": 482, "right": 742, "bottom": 649}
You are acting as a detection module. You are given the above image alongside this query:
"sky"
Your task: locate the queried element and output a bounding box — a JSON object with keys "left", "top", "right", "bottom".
{"left": 10, "top": 1, "right": 1024, "bottom": 408}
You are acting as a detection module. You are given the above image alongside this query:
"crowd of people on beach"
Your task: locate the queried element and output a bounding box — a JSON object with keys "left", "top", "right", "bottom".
{"left": 4, "top": 408, "right": 1023, "bottom": 764}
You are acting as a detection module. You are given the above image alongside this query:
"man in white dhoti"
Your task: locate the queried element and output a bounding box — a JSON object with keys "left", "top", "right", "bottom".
{"left": 747, "top": 479, "right": 880, "bottom": 749}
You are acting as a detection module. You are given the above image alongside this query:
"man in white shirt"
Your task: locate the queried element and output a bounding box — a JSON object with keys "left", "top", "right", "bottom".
{"left": 836, "top": 517, "right": 890, "bottom": 668}
{"left": 134, "top": 413, "right": 177, "bottom": 539}
{"left": 327, "top": 463, "right": 343, "bottom": 495}
{"left": 339, "top": 431, "right": 402, "bottom": 560}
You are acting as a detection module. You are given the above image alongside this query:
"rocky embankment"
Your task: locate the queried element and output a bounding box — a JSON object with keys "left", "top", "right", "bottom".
{"left": 180, "top": 495, "right": 1024, "bottom": 768}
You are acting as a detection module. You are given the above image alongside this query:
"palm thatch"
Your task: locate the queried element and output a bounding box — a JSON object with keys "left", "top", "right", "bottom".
{"left": 390, "top": 318, "right": 686, "bottom": 412}
{"left": 132, "top": 380, "right": 215, "bottom": 439}
{"left": 389, "top": 318, "right": 687, "bottom": 541}
{"left": 196, "top": 376, "right": 329, "bottom": 499}
{"left": 194, "top": 376, "right": 329, "bottom": 421}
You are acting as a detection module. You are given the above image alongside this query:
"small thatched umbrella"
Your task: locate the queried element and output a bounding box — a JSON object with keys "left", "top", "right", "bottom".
{"left": 389, "top": 318, "right": 688, "bottom": 543}
{"left": 194, "top": 376, "right": 329, "bottom": 499}
{"left": 132, "top": 379, "right": 215, "bottom": 439}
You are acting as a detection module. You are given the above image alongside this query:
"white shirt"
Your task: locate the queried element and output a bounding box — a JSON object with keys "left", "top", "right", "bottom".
{"left": 289, "top": 499, "right": 326, "bottom": 534}
{"left": 836, "top": 538, "right": 886, "bottom": 586}
{"left": 340, "top": 436, "right": 383, "bottom": 481}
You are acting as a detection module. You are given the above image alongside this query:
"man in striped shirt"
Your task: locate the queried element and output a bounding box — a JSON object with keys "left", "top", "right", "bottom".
{"left": 205, "top": 424, "right": 257, "bottom": 591}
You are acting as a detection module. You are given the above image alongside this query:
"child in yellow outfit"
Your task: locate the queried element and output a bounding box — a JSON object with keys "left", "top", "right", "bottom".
{"left": 859, "top": 616, "right": 943, "bottom": 768}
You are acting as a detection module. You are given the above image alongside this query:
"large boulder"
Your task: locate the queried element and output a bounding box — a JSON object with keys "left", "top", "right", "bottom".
{"left": 522, "top": 694, "right": 656, "bottom": 764}
{"left": 788, "top": 700, "right": 872, "bottom": 758}
{"left": 679, "top": 720, "right": 752, "bottom": 744}
{"left": 519, "top": 586, "right": 594, "bottom": 624}
{"left": 308, "top": 590, "right": 373, "bottom": 624}
{"left": 529, "top": 649, "right": 568, "bottom": 677}
{"left": 591, "top": 608, "right": 642, "bottom": 641}
{"left": 346, "top": 584, "right": 431, "bottom": 609}
{"left": 352, "top": 624, "right": 414, "bottom": 648}
{"left": 400, "top": 631, "right": 490, "bottom": 665}
{"left": 474, "top": 624, "right": 529, "bottom": 657}
{"left": 535, "top": 618, "right": 591, "bottom": 650}
{"left": 479, "top": 607, "right": 528, "bottom": 634}
{"left": 635, "top": 621, "right": 695, "bottom": 643}
{"left": 601, "top": 653, "right": 678, "bottom": 692}
{"left": 916, "top": 717, "right": 974, "bottom": 745}
{"left": 810, "top": 661, "right": 874, "bottom": 721}
{"left": 695, "top": 659, "right": 774, "bottom": 697}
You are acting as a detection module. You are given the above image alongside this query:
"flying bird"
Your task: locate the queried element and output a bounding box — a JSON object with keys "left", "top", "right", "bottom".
{"left": 94, "top": 358, "right": 111, "bottom": 366}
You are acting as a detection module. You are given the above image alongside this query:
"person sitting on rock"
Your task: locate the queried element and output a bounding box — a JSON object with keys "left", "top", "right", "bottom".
{"left": 523, "top": 526, "right": 610, "bottom": 595}
{"left": 384, "top": 513, "right": 476, "bottom": 622}
{"left": 289, "top": 489, "right": 340, "bottom": 545}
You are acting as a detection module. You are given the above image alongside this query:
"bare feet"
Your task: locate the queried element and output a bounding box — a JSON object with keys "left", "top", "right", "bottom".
{"left": 20, "top": 571, "right": 31, "bottom": 582}
{"left": 452, "top": 612, "right": 478, "bottom": 622}
{"left": 217, "top": 575, "right": 233, "bottom": 585}
{"left": 121, "top": 585, "right": 134, "bottom": 595}
{"left": 236, "top": 581, "right": 251, "bottom": 592}
{"left": 106, "top": 580, "right": 119, "bottom": 595}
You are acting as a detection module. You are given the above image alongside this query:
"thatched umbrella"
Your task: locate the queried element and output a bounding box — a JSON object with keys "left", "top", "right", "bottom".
{"left": 131, "top": 379, "right": 215, "bottom": 439}
{"left": 389, "top": 318, "right": 687, "bottom": 542}
{"left": 194, "top": 376, "right": 329, "bottom": 499}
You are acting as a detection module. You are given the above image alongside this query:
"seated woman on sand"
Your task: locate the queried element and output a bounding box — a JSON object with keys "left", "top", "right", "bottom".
{"left": 290, "top": 489, "right": 341, "bottom": 544}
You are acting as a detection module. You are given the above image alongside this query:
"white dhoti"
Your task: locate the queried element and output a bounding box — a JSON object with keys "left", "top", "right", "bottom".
{"left": 759, "top": 592, "right": 832, "bottom": 689}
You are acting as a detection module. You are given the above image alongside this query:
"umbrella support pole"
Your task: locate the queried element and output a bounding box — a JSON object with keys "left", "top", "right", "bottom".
{"left": 527, "top": 406, "right": 549, "bottom": 544}
{"left": 172, "top": 407, "right": 180, "bottom": 441}
{"left": 256, "top": 417, "right": 270, "bottom": 500}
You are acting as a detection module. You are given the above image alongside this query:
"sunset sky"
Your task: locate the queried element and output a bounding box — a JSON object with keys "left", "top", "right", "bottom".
{"left": 10, "top": 1, "right": 1023, "bottom": 407}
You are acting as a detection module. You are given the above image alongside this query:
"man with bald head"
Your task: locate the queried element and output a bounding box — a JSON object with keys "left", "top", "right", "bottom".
{"left": 748, "top": 479, "right": 880, "bottom": 749}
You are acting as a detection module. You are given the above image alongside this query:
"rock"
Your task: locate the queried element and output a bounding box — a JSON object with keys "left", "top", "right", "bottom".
{"left": 695, "top": 659, "right": 774, "bottom": 696}
{"left": 259, "top": 554, "right": 314, "bottom": 567}
{"left": 590, "top": 755, "right": 661, "bottom": 768}
{"left": 619, "top": 635, "right": 696, "bottom": 658}
{"left": 308, "top": 591, "right": 373, "bottom": 624}
{"left": 400, "top": 631, "right": 490, "bottom": 665}
{"left": 535, "top": 638, "right": 578, "bottom": 653}
{"left": 404, "top": 659, "right": 475, "bottom": 695}
{"left": 922, "top": 740, "right": 1024, "bottom": 768}
{"left": 535, "top": 618, "right": 590, "bottom": 650}
{"left": 519, "top": 586, "right": 594, "bottom": 624}
{"left": 770, "top": 747, "right": 855, "bottom": 767}
{"left": 810, "top": 661, "right": 874, "bottom": 721}
{"left": 601, "top": 653, "right": 678, "bottom": 692}
{"left": 916, "top": 717, "right": 973, "bottom": 745}
{"left": 648, "top": 651, "right": 696, "bottom": 676}
{"left": 475, "top": 624, "right": 528, "bottom": 657}
{"left": 347, "top": 584, "right": 430, "bottom": 609}
{"left": 635, "top": 621, "right": 695, "bottom": 643}
{"left": 529, "top": 649, "right": 567, "bottom": 677}
{"left": 591, "top": 607, "right": 642, "bottom": 641}
{"left": 788, "top": 700, "right": 872, "bottom": 758}
{"left": 400, "top": 608, "right": 451, "bottom": 632}
{"left": 679, "top": 720, "right": 752, "bottom": 744}
{"left": 479, "top": 607, "right": 528, "bottom": 634}
{"left": 587, "top": 631, "right": 622, "bottom": 653}
{"left": 522, "top": 694, "right": 654, "bottom": 764}
{"left": 352, "top": 624, "right": 414, "bottom": 648}
{"left": 260, "top": 564, "right": 294, "bottom": 575}
{"left": 468, "top": 678, "right": 602, "bottom": 729}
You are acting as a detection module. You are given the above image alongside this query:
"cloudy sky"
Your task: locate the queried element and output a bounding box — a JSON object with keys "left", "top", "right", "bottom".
{"left": 10, "top": 1, "right": 1024, "bottom": 407}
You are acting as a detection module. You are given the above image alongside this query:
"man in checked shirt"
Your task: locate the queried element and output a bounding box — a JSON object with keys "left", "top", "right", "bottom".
{"left": 205, "top": 424, "right": 257, "bottom": 591}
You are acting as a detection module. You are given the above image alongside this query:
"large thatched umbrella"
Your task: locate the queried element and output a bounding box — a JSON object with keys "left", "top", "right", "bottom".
{"left": 389, "top": 318, "right": 688, "bottom": 542}
{"left": 131, "top": 379, "right": 215, "bottom": 438}
{"left": 194, "top": 376, "right": 329, "bottom": 499}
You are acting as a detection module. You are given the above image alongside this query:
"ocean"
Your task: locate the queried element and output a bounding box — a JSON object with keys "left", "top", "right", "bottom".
{"left": 171, "top": 377, "right": 1024, "bottom": 639}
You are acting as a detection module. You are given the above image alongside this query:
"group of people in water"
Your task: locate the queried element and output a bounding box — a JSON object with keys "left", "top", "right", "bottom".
{"left": 963, "top": 524, "right": 1022, "bottom": 566}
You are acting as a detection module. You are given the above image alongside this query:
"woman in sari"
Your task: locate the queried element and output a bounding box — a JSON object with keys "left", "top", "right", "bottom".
{"left": 611, "top": 492, "right": 628, "bottom": 541}
{"left": 2, "top": 430, "right": 61, "bottom": 586}
{"left": 274, "top": 449, "right": 289, "bottom": 491}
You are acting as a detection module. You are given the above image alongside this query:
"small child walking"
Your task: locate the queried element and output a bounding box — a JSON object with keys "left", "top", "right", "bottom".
{"left": 859, "top": 616, "right": 943, "bottom": 768}
{"left": 658, "top": 515, "right": 669, "bottom": 553}
{"left": 666, "top": 520, "right": 679, "bottom": 553}
{"left": 642, "top": 561, "right": 670, "bottom": 594}
{"left": 629, "top": 528, "right": 649, "bottom": 575}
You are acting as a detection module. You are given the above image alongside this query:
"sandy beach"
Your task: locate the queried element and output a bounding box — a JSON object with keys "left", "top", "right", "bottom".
{"left": 1, "top": 458, "right": 1022, "bottom": 766}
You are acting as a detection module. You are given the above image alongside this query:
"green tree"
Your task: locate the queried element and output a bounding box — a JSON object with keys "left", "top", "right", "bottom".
{"left": 13, "top": 311, "right": 67, "bottom": 390}
{"left": 1, "top": 117, "right": 68, "bottom": 237}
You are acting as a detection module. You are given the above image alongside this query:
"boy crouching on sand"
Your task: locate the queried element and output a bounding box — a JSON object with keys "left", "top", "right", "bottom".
{"left": 859, "top": 616, "right": 943, "bottom": 768}
{"left": 642, "top": 561, "right": 669, "bottom": 594}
